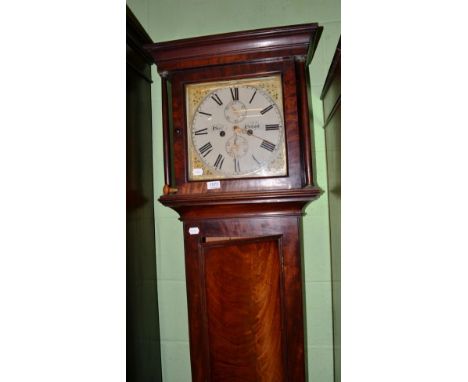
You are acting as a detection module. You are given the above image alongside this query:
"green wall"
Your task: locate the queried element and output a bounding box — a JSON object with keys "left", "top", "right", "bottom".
{"left": 127, "top": 1, "right": 340, "bottom": 380}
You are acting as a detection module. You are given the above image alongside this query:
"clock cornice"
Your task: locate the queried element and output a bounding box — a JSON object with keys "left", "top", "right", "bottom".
{"left": 145, "top": 23, "right": 322, "bottom": 73}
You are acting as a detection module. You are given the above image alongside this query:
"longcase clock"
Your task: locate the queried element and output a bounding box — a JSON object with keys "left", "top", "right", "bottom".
{"left": 145, "top": 23, "right": 322, "bottom": 382}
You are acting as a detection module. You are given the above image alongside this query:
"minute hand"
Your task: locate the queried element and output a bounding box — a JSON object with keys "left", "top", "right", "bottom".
{"left": 234, "top": 125, "right": 271, "bottom": 142}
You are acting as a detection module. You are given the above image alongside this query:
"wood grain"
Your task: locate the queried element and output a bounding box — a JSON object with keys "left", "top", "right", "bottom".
{"left": 183, "top": 214, "right": 309, "bottom": 381}
{"left": 202, "top": 236, "right": 284, "bottom": 381}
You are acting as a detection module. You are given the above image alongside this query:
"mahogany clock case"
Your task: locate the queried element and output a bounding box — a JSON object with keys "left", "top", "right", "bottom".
{"left": 144, "top": 24, "right": 323, "bottom": 382}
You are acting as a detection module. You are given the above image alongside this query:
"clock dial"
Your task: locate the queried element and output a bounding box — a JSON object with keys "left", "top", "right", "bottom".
{"left": 187, "top": 76, "right": 287, "bottom": 180}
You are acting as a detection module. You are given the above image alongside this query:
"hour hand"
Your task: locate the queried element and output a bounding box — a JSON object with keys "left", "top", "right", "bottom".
{"left": 234, "top": 125, "right": 262, "bottom": 140}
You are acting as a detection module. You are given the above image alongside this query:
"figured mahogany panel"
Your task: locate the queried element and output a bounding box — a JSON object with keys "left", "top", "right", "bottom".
{"left": 201, "top": 236, "right": 285, "bottom": 381}
{"left": 183, "top": 214, "right": 307, "bottom": 381}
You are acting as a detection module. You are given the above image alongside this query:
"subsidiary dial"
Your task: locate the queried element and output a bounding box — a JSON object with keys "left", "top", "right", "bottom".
{"left": 224, "top": 100, "right": 247, "bottom": 123}
{"left": 225, "top": 131, "right": 249, "bottom": 158}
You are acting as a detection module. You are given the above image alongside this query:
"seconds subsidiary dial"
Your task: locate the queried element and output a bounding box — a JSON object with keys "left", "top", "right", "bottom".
{"left": 187, "top": 76, "right": 287, "bottom": 180}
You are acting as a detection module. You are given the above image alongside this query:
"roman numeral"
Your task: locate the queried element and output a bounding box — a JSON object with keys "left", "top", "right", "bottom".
{"left": 265, "top": 124, "right": 280, "bottom": 131}
{"left": 260, "top": 140, "right": 276, "bottom": 152}
{"left": 213, "top": 154, "right": 225, "bottom": 170}
{"left": 249, "top": 89, "right": 257, "bottom": 104}
{"left": 194, "top": 128, "right": 208, "bottom": 135}
{"left": 234, "top": 158, "right": 240, "bottom": 173}
{"left": 198, "top": 111, "right": 212, "bottom": 116}
{"left": 199, "top": 142, "right": 213, "bottom": 157}
{"left": 260, "top": 105, "right": 273, "bottom": 115}
{"left": 211, "top": 93, "right": 223, "bottom": 106}
{"left": 230, "top": 87, "right": 239, "bottom": 101}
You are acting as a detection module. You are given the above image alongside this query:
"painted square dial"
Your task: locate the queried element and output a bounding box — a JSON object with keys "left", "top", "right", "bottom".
{"left": 186, "top": 75, "right": 287, "bottom": 181}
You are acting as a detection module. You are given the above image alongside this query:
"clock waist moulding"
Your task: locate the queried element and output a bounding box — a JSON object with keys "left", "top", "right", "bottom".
{"left": 145, "top": 23, "right": 323, "bottom": 382}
